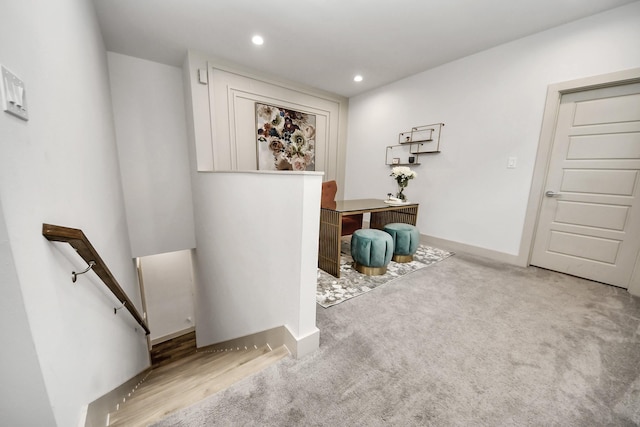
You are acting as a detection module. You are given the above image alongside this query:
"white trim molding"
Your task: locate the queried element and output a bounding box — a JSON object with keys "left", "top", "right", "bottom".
{"left": 421, "top": 234, "right": 520, "bottom": 265}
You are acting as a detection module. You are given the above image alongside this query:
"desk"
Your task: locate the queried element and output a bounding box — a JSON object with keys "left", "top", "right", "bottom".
{"left": 319, "top": 199, "right": 419, "bottom": 277}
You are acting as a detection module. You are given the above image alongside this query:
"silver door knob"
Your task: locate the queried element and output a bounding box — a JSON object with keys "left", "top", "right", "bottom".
{"left": 545, "top": 190, "right": 560, "bottom": 197}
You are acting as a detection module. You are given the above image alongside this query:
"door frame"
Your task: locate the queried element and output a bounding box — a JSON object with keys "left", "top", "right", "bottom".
{"left": 519, "top": 67, "right": 640, "bottom": 296}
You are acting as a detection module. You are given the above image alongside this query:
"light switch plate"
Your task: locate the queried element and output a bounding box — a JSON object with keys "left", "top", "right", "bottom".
{"left": 198, "top": 68, "right": 208, "bottom": 85}
{"left": 1, "top": 65, "right": 28, "bottom": 121}
{"left": 507, "top": 156, "right": 517, "bottom": 169}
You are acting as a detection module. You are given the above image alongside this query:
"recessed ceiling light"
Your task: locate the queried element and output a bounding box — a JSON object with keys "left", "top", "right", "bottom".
{"left": 353, "top": 75, "right": 363, "bottom": 82}
{"left": 252, "top": 35, "right": 264, "bottom": 45}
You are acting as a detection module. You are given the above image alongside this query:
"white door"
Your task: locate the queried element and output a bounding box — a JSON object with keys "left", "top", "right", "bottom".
{"left": 530, "top": 82, "right": 640, "bottom": 288}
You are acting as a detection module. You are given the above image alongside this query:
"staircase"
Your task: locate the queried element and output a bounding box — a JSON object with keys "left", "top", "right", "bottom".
{"left": 108, "top": 333, "right": 290, "bottom": 426}
{"left": 150, "top": 331, "right": 197, "bottom": 368}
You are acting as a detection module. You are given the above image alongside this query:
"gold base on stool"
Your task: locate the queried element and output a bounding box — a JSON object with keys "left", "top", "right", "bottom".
{"left": 392, "top": 254, "right": 414, "bottom": 263}
{"left": 353, "top": 262, "right": 387, "bottom": 276}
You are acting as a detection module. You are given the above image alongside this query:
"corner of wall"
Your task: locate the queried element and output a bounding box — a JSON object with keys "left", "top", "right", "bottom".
{"left": 283, "top": 326, "right": 320, "bottom": 359}
{"left": 183, "top": 50, "right": 214, "bottom": 171}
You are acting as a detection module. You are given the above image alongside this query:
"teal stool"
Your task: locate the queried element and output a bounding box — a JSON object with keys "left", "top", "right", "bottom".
{"left": 351, "top": 229, "right": 394, "bottom": 276}
{"left": 383, "top": 223, "right": 419, "bottom": 263}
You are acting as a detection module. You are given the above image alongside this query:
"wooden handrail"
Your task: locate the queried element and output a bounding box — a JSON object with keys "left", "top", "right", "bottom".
{"left": 42, "top": 223, "right": 150, "bottom": 335}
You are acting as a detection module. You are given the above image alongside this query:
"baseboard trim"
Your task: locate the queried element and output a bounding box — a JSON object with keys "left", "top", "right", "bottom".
{"left": 362, "top": 220, "right": 522, "bottom": 267}
{"left": 197, "top": 325, "right": 319, "bottom": 359}
{"left": 284, "top": 326, "right": 320, "bottom": 359}
{"left": 420, "top": 234, "right": 523, "bottom": 266}
{"left": 84, "top": 367, "right": 151, "bottom": 427}
{"left": 197, "top": 326, "right": 287, "bottom": 352}
{"left": 151, "top": 326, "right": 196, "bottom": 346}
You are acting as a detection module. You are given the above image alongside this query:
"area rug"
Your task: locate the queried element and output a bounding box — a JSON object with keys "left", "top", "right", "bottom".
{"left": 316, "top": 238, "right": 453, "bottom": 308}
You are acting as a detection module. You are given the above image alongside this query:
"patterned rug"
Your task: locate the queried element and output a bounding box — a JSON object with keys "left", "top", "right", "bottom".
{"left": 317, "top": 238, "right": 453, "bottom": 308}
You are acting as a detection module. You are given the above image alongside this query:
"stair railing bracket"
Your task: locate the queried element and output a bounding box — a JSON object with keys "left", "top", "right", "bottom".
{"left": 72, "top": 260, "right": 96, "bottom": 283}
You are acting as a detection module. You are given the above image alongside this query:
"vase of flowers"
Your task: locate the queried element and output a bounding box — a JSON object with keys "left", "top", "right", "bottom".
{"left": 390, "top": 166, "right": 417, "bottom": 201}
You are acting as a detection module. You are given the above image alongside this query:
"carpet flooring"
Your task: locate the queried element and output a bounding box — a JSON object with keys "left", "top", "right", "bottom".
{"left": 317, "top": 239, "right": 453, "bottom": 307}
{"left": 153, "top": 252, "right": 640, "bottom": 426}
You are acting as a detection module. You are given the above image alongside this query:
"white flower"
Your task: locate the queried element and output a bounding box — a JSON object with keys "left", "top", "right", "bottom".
{"left": 256, "top": 104, "right": 277, "bottom": 121}
{"left": 391, "top": 166, "right": 417, "bottom": 179}
{"left": 291, "top": 157, "right": 307, "bottom": 171}
{"left": 300, "top": 123, "right": 316, "bottom": 140}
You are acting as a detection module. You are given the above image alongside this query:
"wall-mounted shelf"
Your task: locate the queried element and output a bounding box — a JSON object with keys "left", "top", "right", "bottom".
{"left": 385, "top": 123, "right": 444, "bottom": 166}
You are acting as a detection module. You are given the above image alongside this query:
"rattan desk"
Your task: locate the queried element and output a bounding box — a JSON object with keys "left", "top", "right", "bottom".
{"left": 319, "top": 199, "right": 419, "bottom": 278}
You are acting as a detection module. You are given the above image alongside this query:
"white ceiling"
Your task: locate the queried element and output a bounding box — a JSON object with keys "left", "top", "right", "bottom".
{"left": 93, "top": 0, "right": 637, "bottom": 98}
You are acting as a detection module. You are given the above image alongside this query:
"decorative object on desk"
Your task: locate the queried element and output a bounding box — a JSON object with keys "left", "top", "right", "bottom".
{"left": 390, "top": 166, "right": 416, "bottom": 201}
{"left": 316, "top": 237, "right": 453, "bottom": 308}
{"left": 408, "top": 156, "right": 415, "bottom": 164}
{"left": 392, "top": 157, "right": 400, "bottom": 165}
{"left": 255, "top": 103, "right": 316, "bottom": 171}
{"left": 384, "top": 196, "right": 409, "bottom": 206}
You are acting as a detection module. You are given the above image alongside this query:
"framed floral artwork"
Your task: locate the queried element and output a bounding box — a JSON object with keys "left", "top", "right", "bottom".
{"left": 256, "top": 103, "right": 316, "bottom": 171}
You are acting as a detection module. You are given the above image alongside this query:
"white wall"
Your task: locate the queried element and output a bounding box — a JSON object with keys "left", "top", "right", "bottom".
{"left": 0, "top": 201, "right": 56, "bottom": 426}
{"left": 140, "top": 250, "right": 195, "bottom": 342}
{"left": 207, "top": 68, "right": 345, "bottom": 176}
{"left": 185, "top": 51, "right": 349, "bottom": 189}
{"left": 345, "top": 1, "right": 640, "bottom": 260}
{"left": 182, "top": 53, "right": 327, "bottom": 357}
{"left": 0, "top": 1, "right": 149, "bottom": 426}
{"left": 190, "top": 171, "right": 321, "bottom": 357}
{"left": 107, "top": 52, "right": 196, "bottom": 258}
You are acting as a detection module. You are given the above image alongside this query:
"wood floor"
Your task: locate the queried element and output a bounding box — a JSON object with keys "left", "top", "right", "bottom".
{"left": 109, "top": 337, "right": 289, "bottom": 426}
{"left": 150, "top": 331, "right": 197, "bottom": 368}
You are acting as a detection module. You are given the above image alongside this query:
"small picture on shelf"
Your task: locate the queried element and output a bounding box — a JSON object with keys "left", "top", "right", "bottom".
{"left": 398, "top": 132, "right": 412, "bottom": 143}
{"left": 392, "top": 158, "right": 400, "bottom": 165}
